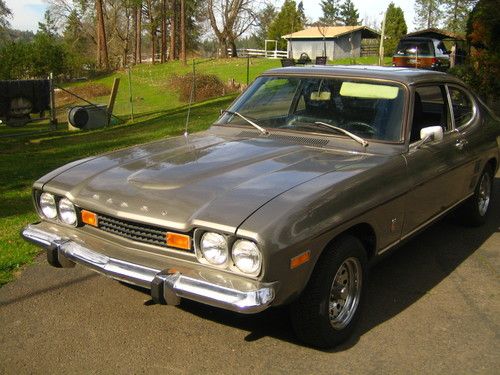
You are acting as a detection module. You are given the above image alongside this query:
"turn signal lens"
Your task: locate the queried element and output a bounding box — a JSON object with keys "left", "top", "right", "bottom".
{"left": 166, "top": 232, "right": 191, "bottom": 250}
{"left": 290, "top": 250, "right": 311, "bottom": 269}
{"left": 81, "top": 210, "right": 98, "bottom": 227}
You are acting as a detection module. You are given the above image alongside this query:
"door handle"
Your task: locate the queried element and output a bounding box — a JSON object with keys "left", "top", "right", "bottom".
{"left": 455, "top": 139, "right": 468, "bottom": 150}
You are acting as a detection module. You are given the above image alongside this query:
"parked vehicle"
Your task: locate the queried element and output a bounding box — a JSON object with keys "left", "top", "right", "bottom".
{"left": 22, "top": 66, "right": 500, "bottom": 348}
{"left": 393, "top": 37, "right": 450, "bottom": 71}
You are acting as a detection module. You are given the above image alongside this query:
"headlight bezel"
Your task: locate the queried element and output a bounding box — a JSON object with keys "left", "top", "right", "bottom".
{"left": 195, "top": 229, "right": 263, "bottom": 277}
{"left": 35, "top": 190, "right": 80, "bottom": 227}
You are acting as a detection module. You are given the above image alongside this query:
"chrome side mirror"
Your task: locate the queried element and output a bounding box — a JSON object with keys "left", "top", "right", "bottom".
{"left": 420, "top": 126, "right": 443, "bottom": 142}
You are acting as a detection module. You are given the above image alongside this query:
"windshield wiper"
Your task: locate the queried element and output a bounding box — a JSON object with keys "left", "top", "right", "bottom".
{"left": 221, "top": 110, "right": 268, "bottom": 135}
{"left": 314, "top": 121, "right": 369, "bottom": 148}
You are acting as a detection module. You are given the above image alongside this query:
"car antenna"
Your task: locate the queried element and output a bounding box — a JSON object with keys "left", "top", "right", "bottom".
{"left": 184, "top": 59, "right": 196, "bottom": 139}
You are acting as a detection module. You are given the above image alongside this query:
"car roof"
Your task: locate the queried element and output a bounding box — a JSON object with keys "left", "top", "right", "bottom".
{"left": 262, "top": 65, "right": 464, "bottom": 86}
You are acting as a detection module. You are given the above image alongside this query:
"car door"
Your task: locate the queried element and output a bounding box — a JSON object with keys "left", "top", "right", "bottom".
{"left": 402, "top": 84, "right": 472, "bottom": 236}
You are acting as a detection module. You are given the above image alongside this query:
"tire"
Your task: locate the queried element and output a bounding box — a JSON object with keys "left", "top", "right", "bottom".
{"left": 290, "top": 235, "right": 367, "bottom": 348}
{"left": 460, "top": 165, "right": 494, "bottom": 227}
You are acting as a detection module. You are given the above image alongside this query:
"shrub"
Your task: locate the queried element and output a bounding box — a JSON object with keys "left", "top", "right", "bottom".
{"left": 169, "top": 73, "right": 237, "bottom": 102}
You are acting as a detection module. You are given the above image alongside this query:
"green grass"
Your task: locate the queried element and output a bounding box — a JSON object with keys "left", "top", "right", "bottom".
{"left": 0, "top": 56, "right": 389, "bottom": 286}
{"left": 0, "top": 95, "right": 236, "bottom": 285}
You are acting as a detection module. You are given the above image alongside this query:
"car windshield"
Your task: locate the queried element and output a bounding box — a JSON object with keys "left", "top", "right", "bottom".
{"left": 396, "top": 40, "right": 433, "bottom": 56}
{"left": 216, "top": 76, "right": 405, "bottom": 142}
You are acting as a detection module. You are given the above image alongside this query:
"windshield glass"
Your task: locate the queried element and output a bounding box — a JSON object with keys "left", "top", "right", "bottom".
{"left": 216, "top": 76, "right": 405, "bottom": 142}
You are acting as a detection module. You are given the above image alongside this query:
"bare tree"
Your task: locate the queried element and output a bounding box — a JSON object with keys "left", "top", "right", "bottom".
{"left": 180, "top": 0, "right": 186, "bottom": 63}
{"left": 206, "top": 0, "right": 257, "bottom": 58}
{"left": 96, "top": 0, "right": 110, "bottom": 69}
{"left": 169, "top": 0, "right": 177, "bottom": 60}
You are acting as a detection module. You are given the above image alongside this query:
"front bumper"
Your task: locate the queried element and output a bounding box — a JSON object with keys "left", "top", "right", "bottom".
{"left": 22, "top": 224, "right": 277, "bottom": 314}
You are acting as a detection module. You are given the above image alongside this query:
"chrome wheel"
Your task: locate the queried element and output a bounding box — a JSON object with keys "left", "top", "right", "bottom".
{"left": 329, "top": 257, "right": 362, "bottom": 329}
{"left": 478, "top": 172, "right": 491, "bottom": 216}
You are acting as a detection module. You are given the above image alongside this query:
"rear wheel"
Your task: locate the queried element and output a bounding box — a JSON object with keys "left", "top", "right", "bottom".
{"left": 290, "top": 235, "right": 367, "bottom": 348}
{"left": 460, "top": 165, "right": 494, "bottom": 226}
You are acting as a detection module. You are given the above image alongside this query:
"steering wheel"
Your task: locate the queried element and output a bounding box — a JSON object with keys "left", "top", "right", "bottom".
{"left": 344, "top": 121, "right": 377, "bottom": 135}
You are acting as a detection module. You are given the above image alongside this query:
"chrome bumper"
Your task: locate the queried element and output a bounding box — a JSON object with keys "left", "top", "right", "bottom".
{"left": 22, "top": 224, "right": 276, "bottom": 314}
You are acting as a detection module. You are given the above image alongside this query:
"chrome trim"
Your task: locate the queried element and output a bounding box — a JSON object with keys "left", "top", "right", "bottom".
{"left": 21, "top": 224, "right": 276, "bottom": 314}
{"left": 377, "top": 193, "right": 473, "bottom": 255}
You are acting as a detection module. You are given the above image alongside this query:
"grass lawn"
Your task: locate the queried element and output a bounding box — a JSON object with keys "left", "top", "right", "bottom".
{"left": 0, "top": 56, "right": 391, "bottom": 286}
{"left": 0, "top": 95, "right": 236, "bottom": 285}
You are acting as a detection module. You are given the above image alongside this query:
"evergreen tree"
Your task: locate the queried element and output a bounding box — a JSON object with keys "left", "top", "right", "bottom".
{"left": 443, "top": 0, "right": 477, "bottom": 33}
{"left": 297, "top": 1, "right": 307, "bottom": 25}
{"left": 268, "top": 0, "right": 303, "bottom": 50}
{"left": 0, "top": 0, "right": 11, "bottom": 29}
{"left": 319, "top": 0, "right": 340, "bottom": 25}
{"left": 384, "top": 2, "right": 407, "bottom": 56}
{"left": 340, "top": 0, "right": 360, "bottom": 26}
{"left": 253, "top": 4, "right": 277, "bottom": 48}
{"left": 38, "top": 10, "right": 58, "bottom": 37}
{"left": 414, "top": 0, "right": 443, "bottom": 29}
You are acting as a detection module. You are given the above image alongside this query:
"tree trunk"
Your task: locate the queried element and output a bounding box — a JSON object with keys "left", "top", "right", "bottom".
{"left": 96, "top": 0, "right": 109, "bottom": 70}
{"left": 169, "top": 0, "right": 176, "bottom": 60}
{"left": 180, "top": 0, "right": 186, "bottom": 64}
{"left": 230, "top": 39, "right": 237, "bottom": 57}
{"left": 151, "top": 28, "right": 156, "bottom": 64}
{"left": 161, "top": 0, "right": 167, "bottom": 63}
{"left": 133, "top": 6, "right": 137, "bottom": 64}
{"left": 136, "top": 2, "right": 142, "bottom": 64}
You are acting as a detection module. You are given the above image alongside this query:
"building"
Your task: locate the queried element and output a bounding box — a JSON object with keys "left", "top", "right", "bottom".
{"left": 282, "top": 26, "right": 381, "bottom": 60}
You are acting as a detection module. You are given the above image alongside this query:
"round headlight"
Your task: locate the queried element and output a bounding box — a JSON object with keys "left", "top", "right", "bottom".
{"left": 58, "top": 198, "right": 77, "bottom": 225}
{"left": 232, "top": 240, "right": 261, "bottom": 274}
{"left": 39, "top": 192, "right": 57, "bottom": 219}
{"left": 200, "top": 232, "right": 228, "bottom": 265}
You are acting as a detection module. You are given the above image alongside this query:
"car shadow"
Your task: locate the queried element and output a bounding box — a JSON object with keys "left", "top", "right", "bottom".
{"left": 139, "top": 177, "right": 500, "bottom": 350}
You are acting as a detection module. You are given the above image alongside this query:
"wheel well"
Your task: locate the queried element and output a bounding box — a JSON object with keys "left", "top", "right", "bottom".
{"left": 486, "top": 158, "right": 497, "bottom": 174}
{"left": 326, "top": 223, "right": 377, "bottom": 261}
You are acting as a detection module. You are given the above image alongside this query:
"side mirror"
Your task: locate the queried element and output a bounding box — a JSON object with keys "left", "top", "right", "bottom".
{"left": 420, "top": 126, "right": 443, "bottom": 142}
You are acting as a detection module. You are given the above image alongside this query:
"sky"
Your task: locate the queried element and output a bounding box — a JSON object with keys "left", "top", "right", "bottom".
{"left": 3, "top": 0, "right": 417, "bottom": 33}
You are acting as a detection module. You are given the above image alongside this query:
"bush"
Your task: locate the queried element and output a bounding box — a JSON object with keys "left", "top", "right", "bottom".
{"left": 169, "top": 73, "right": 237, "bottom": 102}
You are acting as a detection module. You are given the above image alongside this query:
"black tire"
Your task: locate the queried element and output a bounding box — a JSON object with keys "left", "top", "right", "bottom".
{"left": 459, "top": 165, "right": 494, "bottom": 227}
{"left": 290, "top": 235, "right": 368, "bottom": 348}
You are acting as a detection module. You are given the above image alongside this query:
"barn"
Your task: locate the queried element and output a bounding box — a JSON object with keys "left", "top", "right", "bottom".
{"left": 283, "top": 26, "right": 381, "bottom": 60}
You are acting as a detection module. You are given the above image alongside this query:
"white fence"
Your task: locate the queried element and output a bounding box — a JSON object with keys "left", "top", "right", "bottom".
{"left": 224, "top": 48, "right": 288, "bottom": 59}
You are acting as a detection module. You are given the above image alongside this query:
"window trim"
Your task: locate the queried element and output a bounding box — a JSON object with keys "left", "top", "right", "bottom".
{"left": 445, "top": 84, "right": 478, "bottom": 131}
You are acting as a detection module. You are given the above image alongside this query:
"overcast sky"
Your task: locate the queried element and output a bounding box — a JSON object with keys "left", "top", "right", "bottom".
{"left": 4, "top": 0, "right": 417, "bottom": 33}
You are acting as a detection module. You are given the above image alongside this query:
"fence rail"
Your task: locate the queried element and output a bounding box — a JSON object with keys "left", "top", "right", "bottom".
{"left": 224, "top": 48, "right": 288, "bottom": 59}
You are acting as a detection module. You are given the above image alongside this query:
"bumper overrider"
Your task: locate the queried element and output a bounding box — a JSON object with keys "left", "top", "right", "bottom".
{"left": 21, "top": 224, "right": 277, "bottom": 314}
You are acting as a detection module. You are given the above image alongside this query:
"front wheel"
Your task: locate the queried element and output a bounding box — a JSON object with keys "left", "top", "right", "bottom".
{"left": 290, "top": 235, "right": 367, "bottom": 348}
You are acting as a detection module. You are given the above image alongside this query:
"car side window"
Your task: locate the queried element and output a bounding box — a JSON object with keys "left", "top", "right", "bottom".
{"left": 448, "top": 86, "right": 474, "bottom": 128}
{"left": 436, "top": 42, "right": 448, "bottom": 56}
{"left": 410, "top": 86, "right": 451, "bottom": 142}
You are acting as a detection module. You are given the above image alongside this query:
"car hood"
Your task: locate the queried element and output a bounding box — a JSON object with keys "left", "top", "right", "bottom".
{"left": 44, "top": 130, "right": 382, "bottom": 232}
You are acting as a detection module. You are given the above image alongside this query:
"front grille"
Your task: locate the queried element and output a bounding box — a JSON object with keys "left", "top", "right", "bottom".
{"left": 96, "top": 213, "right": 187, "bottom": 250}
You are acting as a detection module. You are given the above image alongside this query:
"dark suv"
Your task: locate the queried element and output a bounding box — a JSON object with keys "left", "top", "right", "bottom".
{"left": 392, "top": 37, "right": 450, "bottom": 71}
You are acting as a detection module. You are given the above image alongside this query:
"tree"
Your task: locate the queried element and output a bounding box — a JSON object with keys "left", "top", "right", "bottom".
{"left": 319, "top": 0, "right": 340, "bottom": 26}
{"left": 297, "top": 1, "right": 307, "bottom": 25}
{"left": 95, "top": 0, "right": 110, "bottom": 69}
{"left": 268, "top": 0, "right": 303, "bottom": 50}
{"left": 464, "top": 0, "right": 499, "bottom": 101}
{"left": 252, "top": 4, "right": 277, "bottom": 48}
{"left": 384, "top": 2, "right": 407, "bottom": 56}
{"left": 339, "top": 0, "right": 360, "bottom": 26}
{"left": 443, "top": 0, "right": 477, "bottom": 33}
{"left": 0, "top": 0, "right": 11, "bottom": 29}
{"left": 207, "top": 0, "right": 257, "bottom": 57}
{"left": 414, "top": 0, "right": 443, "bottom": 29}
{"left": 38, "top": 10, "right": 59, "bottom": 37}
